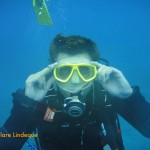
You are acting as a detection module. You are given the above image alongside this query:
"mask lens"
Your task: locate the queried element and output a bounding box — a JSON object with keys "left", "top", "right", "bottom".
{"left": 55, "top": 66, "right": 72, "bottom": 80}
{"left": 78, "top": 65, "right": 95, "bottom": 81}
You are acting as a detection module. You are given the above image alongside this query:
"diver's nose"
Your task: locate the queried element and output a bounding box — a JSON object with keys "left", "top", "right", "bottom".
{"left": 70, "top": 70, "right": 80, "bottom": 84}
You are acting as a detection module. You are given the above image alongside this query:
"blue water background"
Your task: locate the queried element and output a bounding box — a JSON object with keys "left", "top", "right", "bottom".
{"left": 0, "top": 0, "right": 150, "bottom": 149}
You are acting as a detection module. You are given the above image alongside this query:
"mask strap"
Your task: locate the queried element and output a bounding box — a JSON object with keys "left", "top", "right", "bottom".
{"left": 99, "top": 57, "right": 110, "bottom": 66}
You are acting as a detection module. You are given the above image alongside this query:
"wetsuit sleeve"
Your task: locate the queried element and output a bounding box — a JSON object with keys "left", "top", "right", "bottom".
{"left": 110, "top": 86, "right": 150, "bottom": 138}
{"left": 0, "top": 89, "right": 46, "bottom": 149}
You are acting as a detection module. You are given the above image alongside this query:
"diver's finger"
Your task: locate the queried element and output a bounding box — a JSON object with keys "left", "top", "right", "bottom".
{"left": 48, "top": 62, "right": 58, "bottom": 70}
{"left": 90, "top": 61, "right": 104, "bottom": 68}
{"left": 105, "top": 67, "right": 113, "bottom": 81}
{"left": 40, "top": 62, "right": 58, "bottom": 80}
{"left": 98, "top": 66, "right": 108, "bottom": 82}
{"left": 26, "top": 62, "right": 57, "bottom": 85}
{"left": 97, "top": 65, "right": 106, "bottom": 81}
{"left": 44, "top": 76, "right": 55, "bottom": 90}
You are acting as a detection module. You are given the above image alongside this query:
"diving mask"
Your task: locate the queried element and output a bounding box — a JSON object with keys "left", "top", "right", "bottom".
{"left": 53, "top": 63, "right": 97, "bottom": 83}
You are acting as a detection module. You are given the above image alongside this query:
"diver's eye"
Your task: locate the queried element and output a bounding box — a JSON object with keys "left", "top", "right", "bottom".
{"left": 56, "top": 66, "right": 72, "bottom": 80}
{"left": 78, "top": 66, "right": 95, "bottom": 79}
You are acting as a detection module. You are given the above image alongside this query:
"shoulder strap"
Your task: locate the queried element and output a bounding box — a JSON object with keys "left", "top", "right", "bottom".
{"left": 94, "top": 82, "right": 125, "bottom": 149}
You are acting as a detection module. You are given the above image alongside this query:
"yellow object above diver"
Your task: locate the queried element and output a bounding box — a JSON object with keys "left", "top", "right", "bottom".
{"left": 33, "top": 0, "right": 53, "bottom": 25}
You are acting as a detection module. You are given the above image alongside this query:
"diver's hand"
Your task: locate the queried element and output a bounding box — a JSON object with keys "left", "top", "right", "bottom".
{"left": 91, "top": 62, "right": 133, "bottom": 99}
{"left": 25, "top": 63, "right": 57, "bottom": 101}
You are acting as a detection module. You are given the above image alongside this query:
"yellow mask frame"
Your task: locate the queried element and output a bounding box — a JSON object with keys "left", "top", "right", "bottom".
{"left": 54, "top": 64, "right": 97, "bottom": 83}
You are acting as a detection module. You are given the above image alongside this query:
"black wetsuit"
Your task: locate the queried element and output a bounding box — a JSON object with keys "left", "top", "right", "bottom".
{"left": 0, "top": 84, "right": 150, "bottom": 150}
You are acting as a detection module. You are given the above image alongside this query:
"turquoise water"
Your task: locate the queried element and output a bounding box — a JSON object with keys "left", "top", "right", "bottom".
{"left": 0, "top": 0, "right": 150, "bottom": 149}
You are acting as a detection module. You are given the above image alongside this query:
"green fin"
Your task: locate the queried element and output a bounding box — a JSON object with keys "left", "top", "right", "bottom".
{"left": 33, "top": 0, "right": 53, "bottom": 26}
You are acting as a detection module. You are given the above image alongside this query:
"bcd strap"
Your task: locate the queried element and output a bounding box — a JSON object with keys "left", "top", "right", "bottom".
{"left": 94, "top": 82, "right": 125, "bottom": 149}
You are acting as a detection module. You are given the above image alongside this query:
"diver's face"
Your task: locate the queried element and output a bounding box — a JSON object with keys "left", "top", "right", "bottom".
{"left": 55, "top": 52, "right": 93, "bottom": 95}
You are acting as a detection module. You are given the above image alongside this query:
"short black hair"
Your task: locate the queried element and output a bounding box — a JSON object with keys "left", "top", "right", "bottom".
{"left": 49, "top": 34, "right": 100, "bottom": 63}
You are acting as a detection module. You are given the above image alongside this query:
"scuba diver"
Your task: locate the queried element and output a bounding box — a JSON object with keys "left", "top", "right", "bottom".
{"left": 0, "top": 34, "right": 150, "bottom": 150}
